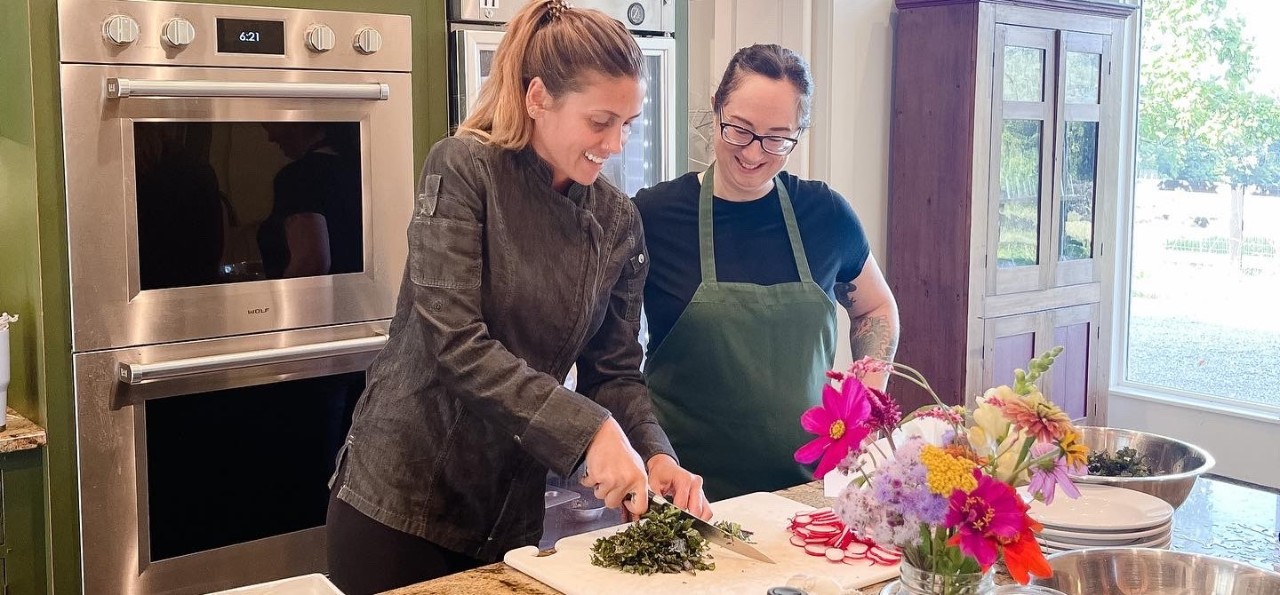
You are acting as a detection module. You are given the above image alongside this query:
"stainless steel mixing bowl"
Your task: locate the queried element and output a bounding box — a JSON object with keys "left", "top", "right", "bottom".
{"left": 1030, "top": 548, "right": 1280, "bottom": 595}
{"left": 1071, "top": 426, "right": 1214, "bottom": 508}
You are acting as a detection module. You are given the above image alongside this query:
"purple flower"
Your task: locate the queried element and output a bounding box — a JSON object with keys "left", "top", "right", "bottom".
{"left": 1026, "top": 442, "right": 1084, "bottom": 505}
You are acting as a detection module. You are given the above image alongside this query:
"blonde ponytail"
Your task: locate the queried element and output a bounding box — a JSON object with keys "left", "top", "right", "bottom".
{"left": 456, "top": 0, "right": 645, "bottom": 150}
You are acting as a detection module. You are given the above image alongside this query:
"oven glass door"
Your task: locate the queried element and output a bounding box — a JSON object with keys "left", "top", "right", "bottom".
{"left": 134, "top": 121, "right": 364, "bottom": 290}
{"left": 76, "top": 324, "right": 384, "bottom": 594}
{"left": 59, "top": 64, "right": 413, "bottom": 352}
{"left": 143, "top": 370, "right": 363, "bottom": 560}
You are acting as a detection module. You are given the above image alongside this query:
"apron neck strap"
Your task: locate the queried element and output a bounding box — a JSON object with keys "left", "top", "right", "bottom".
{"left": 698, "top": 164, "right": 814, "bottom": 284}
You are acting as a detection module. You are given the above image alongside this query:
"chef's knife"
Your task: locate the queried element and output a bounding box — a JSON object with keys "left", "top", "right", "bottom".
{"left": 639, "top": 492, "right": 776, "bottom": 564}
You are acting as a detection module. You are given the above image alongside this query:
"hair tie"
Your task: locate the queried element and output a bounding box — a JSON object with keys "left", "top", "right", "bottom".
{"left": 545, "top": 0, "right": 572, "bottom": 21}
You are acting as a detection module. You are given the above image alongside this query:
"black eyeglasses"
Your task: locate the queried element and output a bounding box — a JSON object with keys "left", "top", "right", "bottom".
{"left": 717, "top": 114, "right": 800, "bottom": 156}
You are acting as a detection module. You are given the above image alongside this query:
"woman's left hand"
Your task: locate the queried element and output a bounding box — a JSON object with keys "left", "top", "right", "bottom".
{"left": 645, "top": 454, "right": 712, "bottom": 520}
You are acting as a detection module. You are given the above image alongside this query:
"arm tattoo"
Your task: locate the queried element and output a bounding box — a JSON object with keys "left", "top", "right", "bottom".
{"left": 850, "top": 315, "right": 898, "bottom": 361}
{"left": 834, "top": 281, "right": 857, "bottom": 309}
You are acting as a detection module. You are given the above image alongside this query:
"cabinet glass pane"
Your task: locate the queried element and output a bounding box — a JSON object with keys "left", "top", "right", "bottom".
{"left": 1066, "top": 51, "right": 1102, "bottom": 104}
{"left": 1003, "top": 46, "right": 1045, "bottom": 102}
{"left": 1052, "top": 322, "right": 1090, "bottom": 419}
{"left": 998, "top": 119, "right": 1043, "bottom": 268}
{"left": 1061, "top": 121, "right": 1099, "bottom": 261}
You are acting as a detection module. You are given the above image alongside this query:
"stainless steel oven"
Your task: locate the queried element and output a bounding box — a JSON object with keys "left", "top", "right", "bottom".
{"left": 57, "top": 0, "right": 414, "bottom": 592}
{"left": 59, "top": 0, "right": 413, "bottom": 352}
{"left": 448, "top": 0, "right": 678, "bottom": 197}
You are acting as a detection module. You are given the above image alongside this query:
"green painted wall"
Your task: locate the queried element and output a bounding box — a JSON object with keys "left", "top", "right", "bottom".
{"left": 1, "top": 451, "right": 49, "bottom": 594}
{"left": 8, "top": 0, "right": 450, "bottom": 592}
{"left": 0, "top": 0, "right": 53, "bottom": 591}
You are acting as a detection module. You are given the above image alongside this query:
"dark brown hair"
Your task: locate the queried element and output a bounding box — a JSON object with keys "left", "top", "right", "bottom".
{"left": 457, "top": 0, "right": 646, "bottom": 149}
{"left": 712, "top": 44, "right": 814, "bottom": 129}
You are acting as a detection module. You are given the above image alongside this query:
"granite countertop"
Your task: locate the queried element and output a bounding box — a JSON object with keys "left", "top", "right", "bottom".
{"left": 1, "top": 407, "right": 47, "bottom": 453}
{"left": 386, "top": 475, "right": 1280, "bottom": 595}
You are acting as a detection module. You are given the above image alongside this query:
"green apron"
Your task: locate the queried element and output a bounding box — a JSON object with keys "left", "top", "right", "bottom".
{"left": 646, "top": 165, "right": 838, "bottom": 501}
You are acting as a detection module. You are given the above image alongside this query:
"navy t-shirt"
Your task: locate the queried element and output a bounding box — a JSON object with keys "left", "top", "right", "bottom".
{"left": 634, "top": 171, "right": 871, "bottom": 354}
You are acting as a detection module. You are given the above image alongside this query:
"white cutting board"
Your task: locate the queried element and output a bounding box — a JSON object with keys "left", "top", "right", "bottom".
{"left": 505, "top": 491, "right": 900, "bottom": 595}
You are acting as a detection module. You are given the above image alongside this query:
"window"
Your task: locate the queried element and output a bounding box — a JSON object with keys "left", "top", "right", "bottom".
{"left": 1126, "top": 0, "right": 1280, "bottom": 411}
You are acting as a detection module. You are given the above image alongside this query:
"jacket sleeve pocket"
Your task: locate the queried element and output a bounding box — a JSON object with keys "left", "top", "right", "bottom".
{"left": 408, "top": 217, "right": 483, "bottom": 290}
{"left": 622, "top": 252, "right": 646, "bottom": 322}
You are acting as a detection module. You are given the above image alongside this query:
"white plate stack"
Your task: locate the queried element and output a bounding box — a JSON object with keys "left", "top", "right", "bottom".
{"left": 1019, "top": 484, "right": 1175, "bottom": 556}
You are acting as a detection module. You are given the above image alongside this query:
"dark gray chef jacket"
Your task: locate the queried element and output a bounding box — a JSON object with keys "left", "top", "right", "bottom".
{"left": 332, "top": 134, "right": 676, "bottom": 562}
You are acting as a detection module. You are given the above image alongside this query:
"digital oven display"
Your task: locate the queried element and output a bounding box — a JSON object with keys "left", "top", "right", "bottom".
{"left": 216, "top": 18, "right": 285, "bottom": 55}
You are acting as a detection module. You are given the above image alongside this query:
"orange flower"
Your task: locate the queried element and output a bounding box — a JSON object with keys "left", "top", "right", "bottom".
{"left": 999, "top": 493, "right": 1052, "bottom": 584}
{"left": 1001, "top": 522, "right": 1052, "bottom": 584}
{"left": 1000, "top": 391, "right": 1072, "bottom": 443}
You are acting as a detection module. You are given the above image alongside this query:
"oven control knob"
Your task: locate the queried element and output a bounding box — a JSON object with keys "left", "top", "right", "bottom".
{"left": 162, "top": 17, "right": 196, "bottom": 48}
{"left": 305, "top": 24, "right": 336, "bottom": 53}
{"left": 353, "top": 27, "right": 383, "bottom": 55}
{"left": 102, "top": 14, "right": 140, "bottom": 46}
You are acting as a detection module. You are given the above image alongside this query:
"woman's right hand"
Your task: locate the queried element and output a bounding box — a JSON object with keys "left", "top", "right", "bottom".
{"left": 581, "top": 417, "right": 649, "bottom": 516}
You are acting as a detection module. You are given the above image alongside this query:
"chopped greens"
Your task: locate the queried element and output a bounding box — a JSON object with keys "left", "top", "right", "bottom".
{"left": 1087, "top": 447, "right": 1154, "bottom": 477}
{"left": 713, "top": 520, "right": 755, "bottom": 544}
{"left": 589, "top": 505, "right": 715, "bottom": 575}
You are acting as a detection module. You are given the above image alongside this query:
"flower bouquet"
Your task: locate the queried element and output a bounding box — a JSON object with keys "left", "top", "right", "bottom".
{"left": 794, "top": 348, "right": 1086, "bottom": 590}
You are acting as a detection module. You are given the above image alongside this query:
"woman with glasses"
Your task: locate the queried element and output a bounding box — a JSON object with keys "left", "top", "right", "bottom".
{"left": 633, "top": 44, "right": 900, "bottom": 501}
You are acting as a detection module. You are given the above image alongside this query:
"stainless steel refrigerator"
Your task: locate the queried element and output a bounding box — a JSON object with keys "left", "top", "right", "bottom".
{"left": 448, "top": 0, "right": 678, "bottom": 197}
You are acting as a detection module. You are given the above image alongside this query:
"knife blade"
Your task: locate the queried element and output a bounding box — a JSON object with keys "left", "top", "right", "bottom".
{"left": 643, "top": 492, "right": 776, "bottom": 564}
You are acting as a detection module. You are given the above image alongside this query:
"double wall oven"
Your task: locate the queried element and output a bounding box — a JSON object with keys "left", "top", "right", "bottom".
{"left": 449, "top": 0, "right": 678, "bottom": 197}
{"left": 58, "top": 0, "right": 413, "bottom": 592}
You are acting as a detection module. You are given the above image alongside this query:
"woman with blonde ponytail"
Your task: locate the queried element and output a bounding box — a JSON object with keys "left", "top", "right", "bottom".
{"left": 325, "top": 1, "right": 709, "bottom": 592}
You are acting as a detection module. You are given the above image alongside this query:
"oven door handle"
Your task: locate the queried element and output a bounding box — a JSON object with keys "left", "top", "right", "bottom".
{"left": 118, "top": 335, "right": 388, "bottom": 384}
{"left": 106, "top": 78, "right": 391, "bottom": 100}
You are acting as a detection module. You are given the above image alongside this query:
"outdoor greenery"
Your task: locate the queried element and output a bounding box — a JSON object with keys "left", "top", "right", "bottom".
{"left": 1139, "top": 0, "right": 1280, "bottom": 193}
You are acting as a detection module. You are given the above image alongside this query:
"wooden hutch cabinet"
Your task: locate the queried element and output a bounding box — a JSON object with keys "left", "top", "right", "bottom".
{"left": 886, "top": 0, "right": 1137, "bottom": 418}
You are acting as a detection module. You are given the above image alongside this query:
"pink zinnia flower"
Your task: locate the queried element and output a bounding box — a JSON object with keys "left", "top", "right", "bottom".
{"left": 1027, "top": 442, "right": 1084, "bottom": 505}
{"left": 794, "top": 376, "right": 873, "bottom": 477}
{"left": 944, "top": 470, "right": 1026, "bottom": 569}
{"left": 1000, "top": 392, "right": 1072, "bottom": 443}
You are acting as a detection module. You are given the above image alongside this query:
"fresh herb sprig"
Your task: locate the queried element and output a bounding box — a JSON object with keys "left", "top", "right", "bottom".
{"left": 713, "top": 520, "right": 755, "bottom": 543}
{"left": 1087, "top": 447, "right": 1153, "bottom": 477}
{"left": 589, "top": 505, "right": 714, "bottom": 575}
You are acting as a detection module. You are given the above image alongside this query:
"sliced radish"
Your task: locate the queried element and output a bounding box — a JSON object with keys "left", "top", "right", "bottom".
{"left": 867, "top": 550, "right": 901, "bottom": 565}
{"left": 824, "top": 547, "right": 845, "bottom": 562}
{"left": 793, "top": 514, "right": 813, "bottom": 525}
{"left": 804, "top": 543, "right": 828, "bottom": 556}
{"left": 845, "top": 542, "right": 870, "bottom": 556}
{"left": 842, "top": 555, "right": 864, "bottom": 565}
{"left": 790, "top": 535, "right": 807, "bottom": 547}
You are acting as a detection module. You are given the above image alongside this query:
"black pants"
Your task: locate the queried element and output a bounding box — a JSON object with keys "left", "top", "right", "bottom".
{"left": 326, "top": 484, "right": 484, "bottom": 594}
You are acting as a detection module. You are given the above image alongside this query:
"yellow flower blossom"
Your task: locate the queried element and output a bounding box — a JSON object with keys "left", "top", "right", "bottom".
{"left": 920, "top": 445, "right": 978, "bottom": 495}
{"left": 975, "top": 386, "right": 1015, "bottom": 441}
{"left": 1059, "top": 429, "right": 1089, "bottom": 469}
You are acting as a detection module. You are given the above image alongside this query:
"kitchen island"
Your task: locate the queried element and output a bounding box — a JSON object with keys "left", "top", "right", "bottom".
{"left": 385, "top": 475, "right": 1280, "bottom": 595}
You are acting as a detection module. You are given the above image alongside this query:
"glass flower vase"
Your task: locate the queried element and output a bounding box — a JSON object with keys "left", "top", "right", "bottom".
{"left": 881, "top": 558, "right": 995, "bottom": 595}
